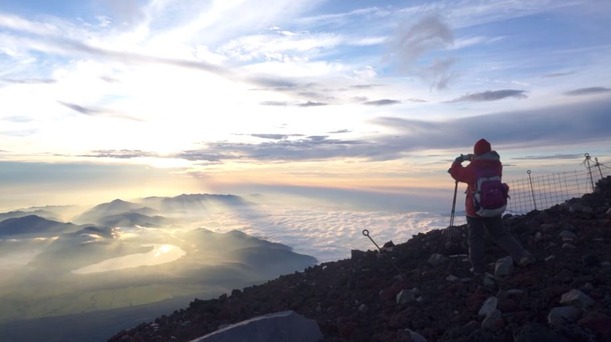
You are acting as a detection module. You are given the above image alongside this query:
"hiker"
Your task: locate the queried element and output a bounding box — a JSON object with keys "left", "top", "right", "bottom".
{"left": 449, "top": 138, "right": 534, "bottom": 275}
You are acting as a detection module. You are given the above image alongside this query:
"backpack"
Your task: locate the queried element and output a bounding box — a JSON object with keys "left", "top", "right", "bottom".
{"left": 473, "top": 172, "right": 510, "bottom": 217}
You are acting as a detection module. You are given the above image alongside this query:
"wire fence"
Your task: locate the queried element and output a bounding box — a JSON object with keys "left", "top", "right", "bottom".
{"left": 505, "top": 154, "right": 611, "bottom": 215}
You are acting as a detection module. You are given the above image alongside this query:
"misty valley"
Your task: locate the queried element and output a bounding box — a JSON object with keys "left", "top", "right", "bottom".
{"left": 0, "top": 194, "right": 317, "bottom": 341}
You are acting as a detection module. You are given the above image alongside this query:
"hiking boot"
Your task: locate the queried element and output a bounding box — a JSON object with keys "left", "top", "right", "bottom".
{"left": 472, "top": 272, "right": 497, "bottom": 292}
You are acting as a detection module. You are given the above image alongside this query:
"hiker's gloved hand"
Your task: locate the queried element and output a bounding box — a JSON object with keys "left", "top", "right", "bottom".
{"left": 455, "top": 154, "right": 470, "bottom": 163}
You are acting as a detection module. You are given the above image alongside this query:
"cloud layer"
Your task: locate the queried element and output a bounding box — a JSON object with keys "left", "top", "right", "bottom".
{"left": 1, "top": 1, "right": 610, "bottom": 209}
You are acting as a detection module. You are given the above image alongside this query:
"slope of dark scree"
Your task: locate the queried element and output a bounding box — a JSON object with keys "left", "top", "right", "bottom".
{"left": 110, "top": 177, "right": 611, "bottom": 342}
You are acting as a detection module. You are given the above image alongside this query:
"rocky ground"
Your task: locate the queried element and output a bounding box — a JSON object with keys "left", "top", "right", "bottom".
{"left": 109, "top": 177, "right": 611, "bottom": 342}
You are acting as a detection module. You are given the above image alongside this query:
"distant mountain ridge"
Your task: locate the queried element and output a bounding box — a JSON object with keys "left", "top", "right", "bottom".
{"left": 96, "top": 212, "right": 168, "bottom": 228}
{"left": 0, "top": 215, "right": 80, "bottom": 237}
{"left": 75, "top": 199, "right": 157, "bottom": 225}
{"left": 74, "top": 194, "right": 250, "bottom": 225}
{"left": 0, "top": 191, "right": 318, "bottom": 342}
{"left": 0, "top": 209, "right": 62, "bottom": 222}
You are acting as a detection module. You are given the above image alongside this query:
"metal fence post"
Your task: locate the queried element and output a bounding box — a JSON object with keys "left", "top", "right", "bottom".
{"left": 584, "top": 153, "right": 595, "bottom": 192}
{"left": 527, "top": 170, "right": 537, "bottom": 211}
{"left": 595, "top": 157, "right": 604, "bottom": 180}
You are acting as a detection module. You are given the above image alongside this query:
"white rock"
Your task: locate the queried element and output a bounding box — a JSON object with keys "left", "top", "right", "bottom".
{"left": 398, "top": 329, "right": 427, "bottom": 342}
{"left": 561, "top": 243, "right": 576, "bottom": 250}
{"left": 560, "top": 289, "right": 595, "bottom": 308}
{"left": 478, "top": 296, "right": 498, "bottom": 318}
{"left": 446, "top": 275, "right": 459, "bottom": 282}
{"left": 494, "top": 256, "right": 514, "bottom": 277}
{"left": 548, "top": 306, "right": 582, "bottom": 325}
{"left": 396, "top": 289, "right": 417, "bottom": 305}
{"left": 428, "top": 253, "right": 449, "bottom": 266}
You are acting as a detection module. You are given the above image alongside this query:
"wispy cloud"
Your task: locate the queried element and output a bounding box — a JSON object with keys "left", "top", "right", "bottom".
{"left": 58, "top": 101, "right": 103, "bottom": 116}
{"left": 165, "top": 96, "right": 611, "bottom": 164}
{"left": 58, "top": 101, "right": 142, "bottom": 121}
{"left": 449, "top": 89, "right": 528, "bottom": 102}
{"left": 386, "top": 14, "right": 455, "bottom": 90}
{"left": 297, "top": 101, "right": 328, "bottom": 107}
{"left": 73, "top": 98, "right": 611, "bottom": 163}
{"left": 174, "top": 150, "right": 229, "bottom": 163}
{"left": 512, "top": 153, "right": 584, "bottom": 161}
{"left": 250, "top": 134, "right": 304, "bottom": 140}
{"left": 1, "top": 78, "right": 55, "bottom": 84}
{"left": 79, "top": 149, "right": 155, "bottom": 159}
{"left": 363, "top": 99, "right": 401, "bottom": 106}
{"left": 543, "top": 71, "right": 575, "bottom": 78}
{"left": 260, "top": 101, "right": 289, "bottom": 106}
{"left": 171, "top": 136, "right": 369, "bottom": 163}
{"left": 1, "top": 0, "right": 611, "bottom": 182}
{"left": 564, "top": 87, "right": 611, "bottom": 96}
{"left": 388, "top": 15, "right": 454, "bottom": 65}
{"left": 372, "top": 96, "right": 611, "bottom": 153}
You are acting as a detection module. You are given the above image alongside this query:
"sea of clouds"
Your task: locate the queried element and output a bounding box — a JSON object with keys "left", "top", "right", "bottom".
{"left": 189, "top": 204, "right": 466, "bottom": 263}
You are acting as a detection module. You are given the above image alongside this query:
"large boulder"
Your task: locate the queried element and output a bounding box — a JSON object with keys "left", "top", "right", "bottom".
{"left": 190, "top": 310, "right": 322, "bottom": 342}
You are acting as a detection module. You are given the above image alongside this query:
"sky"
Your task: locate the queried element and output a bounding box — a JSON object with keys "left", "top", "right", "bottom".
{"left": 1, "top": 0, "right": 611, "bottom": 211}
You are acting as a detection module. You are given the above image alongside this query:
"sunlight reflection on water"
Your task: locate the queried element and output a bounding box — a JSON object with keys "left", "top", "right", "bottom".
{"left": 71, "top": 244, "right": 186, "bottom": 274}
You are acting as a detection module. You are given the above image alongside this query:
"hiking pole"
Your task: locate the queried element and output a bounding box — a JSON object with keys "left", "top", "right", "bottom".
{"left": 446, "top": 180, "right": 458, "bottom": 244}
{"left": 362, "top": 229, "right": 404, "bottom": 276}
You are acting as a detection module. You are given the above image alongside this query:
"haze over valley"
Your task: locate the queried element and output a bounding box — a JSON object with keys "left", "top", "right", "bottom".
{"left": 0, "top": 192, "right": 455, "bottom": 341}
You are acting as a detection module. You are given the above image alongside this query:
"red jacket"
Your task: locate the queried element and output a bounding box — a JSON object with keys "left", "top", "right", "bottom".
{"left": 449, "top": 151, "right": 503, "bottom": 217}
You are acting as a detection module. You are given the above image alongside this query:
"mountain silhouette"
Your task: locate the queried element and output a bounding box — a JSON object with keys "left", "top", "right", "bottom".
{"left": 0, "top": 215, "right": 79, "bottom": 237}
{"left": 0, "top": 209, "right": 61, "bottom": 222}
{"left": 75, "top": 199, "right": 157, "bottom": 225}
{"left": 96, "top": 212, "right": 168, "bottom": 227}
{"left": 0, "top": 204, "right": 319, "bottom": 342}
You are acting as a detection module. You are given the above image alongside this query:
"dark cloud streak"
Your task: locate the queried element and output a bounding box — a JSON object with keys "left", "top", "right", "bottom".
{"left": 58, "top": 101, "right": 103, "bottom": 116}
{"left": 543, "top": 71, "right": 574, "bottom": 78}
{"left": 564, "top": 87, "right": 611, "bottom": 96}
{"left": 259, "top": 101, "right": 289, "bottom": 106}
{"left": 363, "top": 99, "right": 401, "bottom": 106}
{"left": 251, "top": 134, "right": 290, "bottom": 140}
{"left": 79, "top": 150, "right": 155, "bottom": 159}
{"left": 170, "top": 96, "right": 611, "bottom": 163}
{"left": 1, "top": 78, "right": 56, "bottom": 84}
{"left": 58, "top": 101, "right": 142, "bottom": 121}
{"left": 512, "top": 153, "right": 584, "bottom": 160}
{"left": 298, "top": 101, "right": 327, "bottom": 107}
{"left": 449, "top": 89, "right": 527, "bottom": 102}
{"left": 372, "top": 96, "right": 611, "bottom": 154}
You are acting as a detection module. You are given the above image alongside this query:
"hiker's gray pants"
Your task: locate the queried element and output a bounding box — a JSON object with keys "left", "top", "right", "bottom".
{"left": 467, "top": 215, "right": 526, "bottom": 273}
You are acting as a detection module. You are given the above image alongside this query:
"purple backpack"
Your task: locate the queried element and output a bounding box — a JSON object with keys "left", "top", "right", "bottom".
{"left": 473, "top": 171, "right": 510, "bottom": 217}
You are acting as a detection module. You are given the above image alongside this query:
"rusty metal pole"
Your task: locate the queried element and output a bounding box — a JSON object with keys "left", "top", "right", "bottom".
{"left": 584, "top": 153, "right": 595, "bottom": 192}
{"left": 362, "top": 229, "right": 403, "bottom": 276}
{"left": 527, "top": 170, "right": 537, "bottom": 211}
{"left": 595, "top": 157, "right": 604, "bottom": 180}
